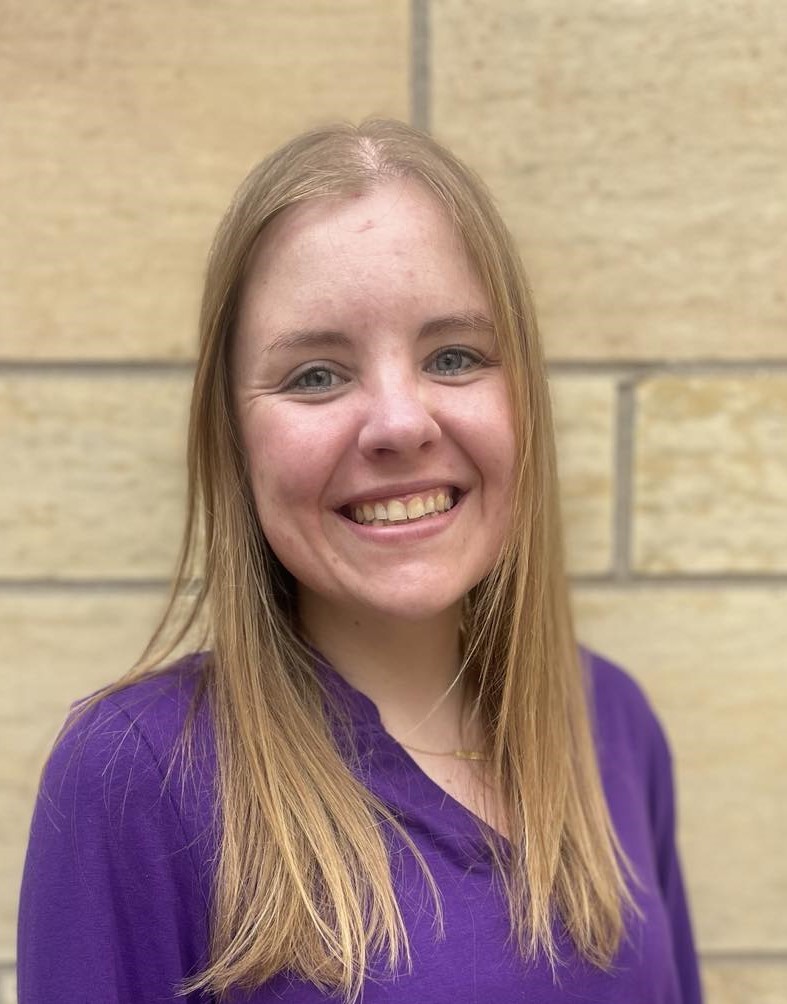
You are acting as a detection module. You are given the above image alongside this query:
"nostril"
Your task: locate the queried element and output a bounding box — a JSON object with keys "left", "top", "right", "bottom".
{"left": 357, "top": 402, "right": 442, "bottom": 457}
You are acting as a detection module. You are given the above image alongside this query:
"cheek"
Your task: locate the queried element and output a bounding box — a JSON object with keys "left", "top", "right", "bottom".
{"left": 462, "top": 390, "right": 518, "bottom": 490}
{"left": 488, "top": 390, "right": 518, "bottom": 480}
{"left": 242, "top": 406, "right": 346, "bottom": 518}
{"left": 243, "top": 429, "right": 325, "bottom": 577}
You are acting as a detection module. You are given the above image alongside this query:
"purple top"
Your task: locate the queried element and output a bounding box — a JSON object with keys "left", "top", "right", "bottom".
{"left": 18, "top": 648, "right": 703, "bottom": 1003}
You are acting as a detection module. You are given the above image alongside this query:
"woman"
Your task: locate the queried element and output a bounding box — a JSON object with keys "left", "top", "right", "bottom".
{"left": 18, "top": 119, "right": 703, "bottom": 1002}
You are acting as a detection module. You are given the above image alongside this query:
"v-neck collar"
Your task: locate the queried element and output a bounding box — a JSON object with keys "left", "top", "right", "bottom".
{"left": 313, "top": 650, "right": 505, "bottom": 858}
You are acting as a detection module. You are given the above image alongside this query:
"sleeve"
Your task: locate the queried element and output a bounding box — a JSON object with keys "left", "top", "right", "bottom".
{"left": 17, "top": 700, "right": 213, "bottom": 1004}
{"left": 648, "top": 721, "right": 704, "bottom": 1004}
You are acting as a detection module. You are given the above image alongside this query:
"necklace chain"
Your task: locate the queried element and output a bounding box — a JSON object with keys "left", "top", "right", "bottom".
{"left": 399, "top": 741, "right": 488, "bottom": 762}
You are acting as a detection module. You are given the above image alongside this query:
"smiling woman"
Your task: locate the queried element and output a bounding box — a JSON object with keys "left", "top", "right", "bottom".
{"left": 18, "top": 121, "right": 703, "bottom": 1003}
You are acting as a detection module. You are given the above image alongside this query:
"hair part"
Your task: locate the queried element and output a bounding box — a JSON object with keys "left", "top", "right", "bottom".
{"left": 74, "top": 119, "right": 639, "bottom": 1001}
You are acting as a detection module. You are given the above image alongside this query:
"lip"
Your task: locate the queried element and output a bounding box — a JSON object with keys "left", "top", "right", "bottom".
{"left": 335, "top": 480, "right": 465, "bottom": 510}
{"left": 334, "top": 490, "right": 466, "bottom": 542}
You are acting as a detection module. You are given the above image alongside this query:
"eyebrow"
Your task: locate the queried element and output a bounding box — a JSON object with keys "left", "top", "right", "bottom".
{"left": 261, "top": 311, "right": 495, "bottom": 358}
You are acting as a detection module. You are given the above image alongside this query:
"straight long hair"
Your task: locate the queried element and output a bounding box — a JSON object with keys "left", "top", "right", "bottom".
{"left": 80, "top": 119, "right": 638, "bottom": 1001}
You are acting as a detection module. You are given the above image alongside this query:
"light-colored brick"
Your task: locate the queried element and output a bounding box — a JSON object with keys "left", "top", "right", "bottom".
{"left": 0, "top": 0, "right": 410, "bottom": 360}
{"left": 551, "top": 376, "right": 616, "bottom": 575}
{"left": 433, "top": 1, "right": 787, "bottom": 360}
{"left": 574, "top": 586, "right": 787, "bottom": 952}
{"left": 0, "top": 374, "right": 192, "bottom": 578}
{"left": 633, "top": 376, "right": 787, "bottom": 574}
{"left": 701, "top": 962, "right": 787, "bottom": 1004}
{"left": 0, "top": 964, "right": 15, "bottom": 1004}
{"left": 0, "top": 589, "right": 184, "bottom": 956}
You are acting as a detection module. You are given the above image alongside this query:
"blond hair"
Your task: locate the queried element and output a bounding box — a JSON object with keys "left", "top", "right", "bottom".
{"left": 83, "top": 120, "right": 638, "bottom": 1000}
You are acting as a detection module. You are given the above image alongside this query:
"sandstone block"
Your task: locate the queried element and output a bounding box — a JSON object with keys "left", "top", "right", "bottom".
{"left": 551, "top": 376, "right": 616, "bottom": 574}
{"left": 0, "top": 374, "right": 192, "bottom": 578}
{"left": 0, "top": 965, "right": 15, "bottom": 1004}
{"left": 633, "top": 376, "right": 787, "bottom": 573}
{"left": 433, "top": 1, "right": 787, "bottom": 360}
{"left": 701, "top": 962, "right": 787, "bottom": 1004}
{"left": 0, "top": 0, "right": 409, "bottom": 360}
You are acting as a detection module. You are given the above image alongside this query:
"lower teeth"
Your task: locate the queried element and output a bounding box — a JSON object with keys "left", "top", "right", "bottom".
{"left": 354, "top": 502, "right": 455, "bottom": 526}
{"left": 369, "top": 511, "right": 439, "bottom": 526}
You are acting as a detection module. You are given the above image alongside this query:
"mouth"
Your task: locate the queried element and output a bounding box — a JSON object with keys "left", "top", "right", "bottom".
{"left": 338, "top": 486, "right": 464, "bottom": 527}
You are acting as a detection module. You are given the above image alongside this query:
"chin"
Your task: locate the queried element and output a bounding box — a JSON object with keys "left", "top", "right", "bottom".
{"left": 355, "top": 591, "right": 466, "bottom": 624}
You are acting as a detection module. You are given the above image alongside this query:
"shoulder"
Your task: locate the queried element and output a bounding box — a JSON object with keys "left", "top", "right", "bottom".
{"left": 579, "top": 646, "right": 681, "bottom": 872}
{"left": 20, "top": 654, "right": 217, "bottom": 999}
{"left": 61, "top": 649, "right": 209, "bottom": 750}
{"left": 38, "top": 651, "right": 216, "bottom": 852}
{"left": 73, "top": 649, "right": 210, "bottom": 740}
{"left": 579, "top": 644, "right": 673, "bottom": 786}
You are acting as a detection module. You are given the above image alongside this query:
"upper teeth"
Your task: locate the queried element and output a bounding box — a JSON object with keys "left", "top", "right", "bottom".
{"left": 351, "top": 490, "right": 455, "bottom": 525}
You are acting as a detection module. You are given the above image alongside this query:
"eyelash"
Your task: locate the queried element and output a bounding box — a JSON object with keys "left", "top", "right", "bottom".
{"left": 284, "top": 347, "right": 486, "bottom": 394}
{"left": 285, "top": 367, "right": 346, "bottom": 393}
{"left": 425, "top": 346, "right": 485, "bottom": 376}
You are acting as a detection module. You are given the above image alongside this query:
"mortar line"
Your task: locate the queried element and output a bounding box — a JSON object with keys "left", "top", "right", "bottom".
{"left": 571, "top": 574, "right": 787, "bottom": 588}
{"left": 410, "top": 0, "right": 431, "bottom": 132}
{"left": 548, "top": 359, "right": 787, "bottom": 375}
{"left": 2, "top": 575, "right": 786, "bottom": 594}
{"left": 612, "top": 380, "right": 636, "bottom": 580}
{"left": 0, "top": 579, "right": 172, "bottom": 592}
{"left": 699, "top": 950, "right": 787, "bottom": 965}
{"left": 2, "top": 359, "right": 785, "bottom": 377}
{"left": 0, "top": 360, "right": 194, "bottom": 376}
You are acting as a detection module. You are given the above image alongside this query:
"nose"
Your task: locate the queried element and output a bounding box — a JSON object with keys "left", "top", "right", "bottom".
{"left": 357, "top": 375, "right": 442, "bottom": 458}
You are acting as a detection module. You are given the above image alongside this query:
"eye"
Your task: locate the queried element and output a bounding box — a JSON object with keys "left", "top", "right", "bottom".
{"left": 284, "top": 365, "right": 346, "bottom": 394}
{"left": 425, "top": 346, "right": 485, "bottom": 377}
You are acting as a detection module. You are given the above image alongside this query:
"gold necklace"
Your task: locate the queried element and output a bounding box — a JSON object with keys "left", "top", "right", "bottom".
{"left": 399, "top": 741, "right": 488, "bottom": 762}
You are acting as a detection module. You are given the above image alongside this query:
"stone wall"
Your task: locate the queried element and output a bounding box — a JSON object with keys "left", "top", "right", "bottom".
{"left": 2, "top": 2, "right": 785, "bottom": 1000}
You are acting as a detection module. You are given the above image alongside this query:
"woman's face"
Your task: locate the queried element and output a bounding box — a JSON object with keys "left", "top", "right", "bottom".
{"left": 231, "top": 179, "right": 516, "bottom": 625}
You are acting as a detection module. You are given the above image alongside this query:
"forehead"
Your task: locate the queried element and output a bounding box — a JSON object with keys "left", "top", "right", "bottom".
{"left": 235, "top": 180, "right": 487, "bottom": 338}
{"left": 248, "top": 178, "right": 462, "bottom": 268}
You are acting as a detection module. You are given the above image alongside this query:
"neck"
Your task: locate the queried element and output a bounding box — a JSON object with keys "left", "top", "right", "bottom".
{"left": 298, "top": 591, "right": 474, "bottom": 745}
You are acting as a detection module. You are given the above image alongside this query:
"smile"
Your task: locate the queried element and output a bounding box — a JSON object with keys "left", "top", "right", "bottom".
{"left": 343, "top": 487, "right": 460, "bottom": 526}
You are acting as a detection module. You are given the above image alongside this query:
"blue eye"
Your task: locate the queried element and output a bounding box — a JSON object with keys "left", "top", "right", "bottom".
{"left": 426, "top": 347, "right": 483, "bottom": 376}
{"left": 286, "top": 366, "right": 345, "bottom": 393}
